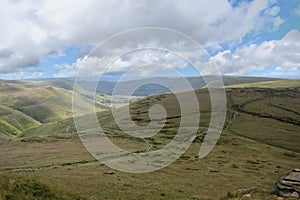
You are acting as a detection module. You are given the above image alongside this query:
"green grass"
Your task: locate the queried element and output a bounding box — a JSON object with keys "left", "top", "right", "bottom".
{"left": 0, "top": 105, "right": 40, "bottom": 137}
{"left": 0, "top": 79, "right": 139, "bottom": 124}
{"left": 227, "top": 87, "right": 300, "bottom": 152}
{"left": 226, "top": 79, "right": 300, "bottom": 88}
{"left": 0, "top": 86, "right": 87, "bottom": 123}
{"left": 0, "top": 79, "right": 299, "bottom": 199}
{"left": 0, "top": 80, "right": 112, "bottom": 136}
{"left": 1, "top": 133, "right": 299, "bottom": 200}
{"left": 0, "top": 175, "right": 77, "bottom": 200}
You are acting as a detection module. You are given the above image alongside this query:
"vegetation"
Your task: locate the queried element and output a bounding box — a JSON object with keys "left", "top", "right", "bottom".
{"left": 85, "top": 76, "right": 280, "bottom": 96}
{"left": 0, "top": 175, "right": 77, "bottom": 200}
{"left": 0, "top": 105, "right": 40, "bottom": 137}
{"left": 226, "top": 87, "right": 300, "bottom": 152}
{"left": 0, "top": 80, "right": 113, "bottom": 136}
{"left": 0, "top": 78, "right": 299, "bottom": 199}
{"left": 226, "top": 79, "right": 300, "bottom": 88}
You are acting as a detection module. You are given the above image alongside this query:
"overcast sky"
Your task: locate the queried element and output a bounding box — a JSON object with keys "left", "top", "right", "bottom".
{"left": 0, "top": 0, "right": 299, "bottom": 79}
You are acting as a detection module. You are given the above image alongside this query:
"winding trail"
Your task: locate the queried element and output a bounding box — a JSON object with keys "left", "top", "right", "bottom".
{"left": 227, "top": 89, "right": 300, "bottom": 126}
{"left": 224, "top": 111, "right": 237, "bottom": 131}
{"left": 2, "top": 160, "right": 98, "bottom": 173}
{"left": 224, "top": 89, "right": 271, "bottom": 131}
{"left": 2, "top": 127, "right": 209, "bottom": 173}
{"left": 140, "top": 137, "right": 153, "bottom": 152}
{"left": 224, "top": 90, "right": 300, "bottom": 153}
{"left": 3, "top": 89, "right": 300, "bottom": 173}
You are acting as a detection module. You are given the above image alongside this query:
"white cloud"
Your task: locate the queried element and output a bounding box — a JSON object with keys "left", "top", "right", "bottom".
{"left": 53, "top": 58, "right": 84, "bottom": 78}
{"left": 32, "top": 71, "right": 43, "bottom": 78}
{"left": 0, "top": 0, "right": 284, "bottom": 75}
{"left": 53, "top": 48, "right": 189, "bottom": 78}
{"left": 56, "top": 29, "right": 300, "bottom": 79}
{"left": 209, "top": 30, "right": 300, "bottom": 77}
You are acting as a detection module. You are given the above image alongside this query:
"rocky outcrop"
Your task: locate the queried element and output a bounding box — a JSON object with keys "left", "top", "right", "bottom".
{"left": 273, "top": 169, "right": 300, "bottom": 198}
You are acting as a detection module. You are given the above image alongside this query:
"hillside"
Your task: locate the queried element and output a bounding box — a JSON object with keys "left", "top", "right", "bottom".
{"left": 226, "top": 79, "right": 300, "bottom": 88}
{"left": 226, "top": 87, "right": 300, "bottom": 152}
{"left": 1, "top": 79, "right": 298, "bottom": 199}
{"left": 0, "top": 76, "right": 276, "bottom": 137}
{"left": 0, "top": 84, "right": 98, "bottom": 123}
{"left": 0, "top": 105, "right": 40, "bottom": 137}
{"left": 0, "top": 80, "right": 111, "bottom": 136}
{"left": 77, "top": 76, "right": 280, "bottom": 96}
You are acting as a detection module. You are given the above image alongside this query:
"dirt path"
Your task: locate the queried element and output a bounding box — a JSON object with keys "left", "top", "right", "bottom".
{"left": 4, "top": 90, "right": 299, "bottom": 173}
{"left": 140, "top": 137, "right": 153, "bottom": 152}
{"left": 64, "top": 125, "right": 70, "bottom": 134}
{"left": 224, "top": 89, "right": 271, "bottom": 131}
{"left": 224, "top": 91, "right": 300, "bottom": 153}
{"left": 2, "top": 160, "right": 98, "bottom": 173}
{"left": 227, "top": 90, "right": 300, "bottom": 126}
{"left": 224, "top": 111, "right": 237, "bottom": 130}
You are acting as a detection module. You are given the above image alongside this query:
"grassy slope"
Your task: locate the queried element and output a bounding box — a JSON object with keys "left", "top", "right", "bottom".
{"left": 0, "top": 78, "right": 142, "bottom": 137}
{"left": 0, "top": 84, "right": 103, "bottom": 123}
{"left": 0, "top": 80, "right": 111, "bottom": 136}
{"left": 0, "top": 105, "right": 40, "bottom": 137}
{"left": 226, "top": 87, "right": 300, "bottom": 152}
{"left": 0, "top": 175, "right": 76, "bottom": 200}
{"left": 226, "top": 79, "right": 300, "bottom": 88}
{"left": 92, "top": 76, "right": 279, "bottom": 96}
{"left": 0, "top": 80, "right": 298, "bottom": 199}
{"left": 0, "top": 79, "right": 299, "bottom": 199}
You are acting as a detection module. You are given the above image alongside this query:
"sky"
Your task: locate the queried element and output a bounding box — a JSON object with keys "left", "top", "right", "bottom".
{"left": 0, "top": 0, "right": 299, "bottom": 80}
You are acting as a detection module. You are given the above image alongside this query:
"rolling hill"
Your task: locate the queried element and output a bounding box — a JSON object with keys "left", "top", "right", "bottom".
{"left": 0, "top": 78, "right": 299, "bottom": 199}
{"left": 0, "top": 104, "right": 40, "bottom": 137}
{"left": 0, "top": 79, "right": 111, "bottom": 137}
{"left": 226, "top": 79, "right": 300, "bottom": 88}
{"left": 78, "top": 76, "right": 280, "bottom": 96}
{"left": 20, "top": 79, "right": 300, "bottom": 153}
{"left": 0, "top": 78, "right": 297, "bottom": 199}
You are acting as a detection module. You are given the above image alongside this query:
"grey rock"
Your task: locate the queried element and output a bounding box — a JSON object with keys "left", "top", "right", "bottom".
{"left": 242, "top": 193, "right": 251, "bottom": 198}
{"left": 178, "top": 189, "right": 184, "bottom": 193}
{"left": 103, "top": 171, "right": 115, "bottom": 175}
{"left": 273, "top": 169, "right": 300, "bottom": 198}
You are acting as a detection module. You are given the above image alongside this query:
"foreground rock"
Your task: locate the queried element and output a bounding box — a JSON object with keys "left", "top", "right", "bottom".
{"left": 272, "top": 169, "right": 300, "bottom": 198}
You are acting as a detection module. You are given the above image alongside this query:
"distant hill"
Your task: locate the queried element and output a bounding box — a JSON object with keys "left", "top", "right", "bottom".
{"left": 0, "top": 85, "right": 75, "bottom": 123}
{"left": 0, "top": 76, "right": 286, "bottom": 137}
{"left": 21, "top": 78, "right": 300, "bottom": 152}
{"left": 0, "top": 79, "right": 110, "bottom": 136}
{"left": 0, "top": 104, "right": 40, "bottom": 137}
{"left": 1, "top": 77, "right": 299, "bottom": 199}
{"left": 27, "top": 76, "right": 280, "bottom": 96}
{"left": 226, "top": 79, "right": 300, "bottom": 88}
{"left": 78, "top": 76, "right": 280, "bottom": 96}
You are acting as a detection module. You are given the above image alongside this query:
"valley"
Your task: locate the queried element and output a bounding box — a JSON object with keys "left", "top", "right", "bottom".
{"left": 0, "top": 78, "right": 299, "bottom": 199}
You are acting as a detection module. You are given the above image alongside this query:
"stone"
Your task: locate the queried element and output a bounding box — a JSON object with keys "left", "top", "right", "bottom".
{"left": 242, "top": 193, "right": 251, "bottom": 199}
{"left": 272, "top": 169, "right": 300, "bottom": 198}
{"left": 103, "top": 171, "right": 115, "bottom": 175}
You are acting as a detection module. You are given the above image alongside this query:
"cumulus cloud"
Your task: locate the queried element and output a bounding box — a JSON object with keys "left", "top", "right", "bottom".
{"left": 53, "top": 30, "right": 211, "bottom": 78}
{"left": 53, "top": 49, "right": 190, "bottom": 78}
{"left": 0, "top": 0, "right": 284, "bottom": 74}
{"left": 56, "top": 30, "right": 300, "bottom": 79}
{"left": 209, "top": 30, "right": 300, "bottom": 77}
